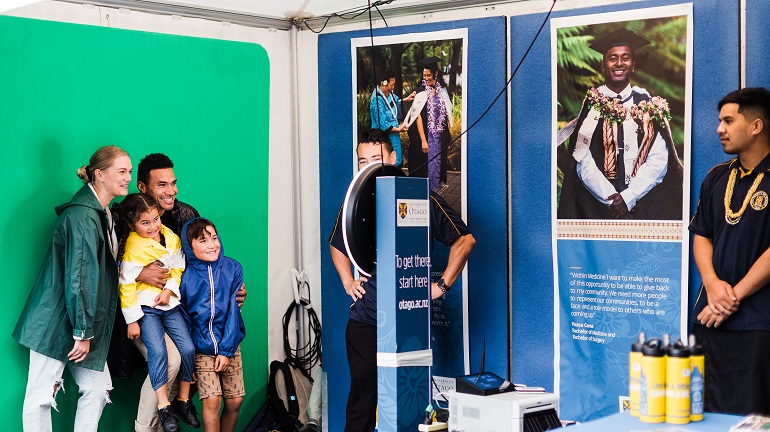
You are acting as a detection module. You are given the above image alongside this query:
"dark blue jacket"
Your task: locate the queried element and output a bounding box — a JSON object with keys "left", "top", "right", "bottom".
{"left": 180, "top": 218, "right": 245, "bottom": 357}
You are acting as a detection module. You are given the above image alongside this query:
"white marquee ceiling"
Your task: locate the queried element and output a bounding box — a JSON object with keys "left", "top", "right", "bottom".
{"left": 164, "top": 0, "right": 429, "bottom": 20}
{"left": 11, "top": 0, "right": 525, "bottom": 29}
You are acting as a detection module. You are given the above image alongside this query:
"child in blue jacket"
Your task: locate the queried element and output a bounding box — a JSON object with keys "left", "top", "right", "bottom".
{"left": 180, "top": 218, "right": 246, "bottom": 432}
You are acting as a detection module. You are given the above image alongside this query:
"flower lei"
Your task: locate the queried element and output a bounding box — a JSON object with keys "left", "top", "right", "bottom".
{"left": 425, "top": 80, "right": 448, "bottom": 135}
{"left": 584, "top": 87, "right": 672, "bottom": 129}
{"left": 629, "top": 96, "right": 672, "bottom": 130}
{"left": 585, "top": 87, "right": 627, "bottom": 125}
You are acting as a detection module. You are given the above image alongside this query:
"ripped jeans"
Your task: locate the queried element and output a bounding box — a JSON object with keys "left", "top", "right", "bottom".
{"left": 22, "top": 349, "right": 113, "bottom": 432}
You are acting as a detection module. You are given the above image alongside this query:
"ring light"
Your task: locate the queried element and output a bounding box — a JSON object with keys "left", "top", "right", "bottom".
{"left": 342, "top": 162, "right": 406, "bottom": 277}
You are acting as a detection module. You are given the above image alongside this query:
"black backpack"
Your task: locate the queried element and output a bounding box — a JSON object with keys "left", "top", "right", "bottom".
{"left": 267, "top": 360, "right": 313, "bottom": 432}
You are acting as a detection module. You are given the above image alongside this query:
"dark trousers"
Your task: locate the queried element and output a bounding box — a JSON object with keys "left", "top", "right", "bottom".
{"left": 345, "top": 318, "right": 377, "bottom": 432}
{"left": 693, "top": 325, "right": 770, "bottom": 415}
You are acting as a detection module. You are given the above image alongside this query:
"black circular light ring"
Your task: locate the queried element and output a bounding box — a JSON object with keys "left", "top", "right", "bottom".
{"left": 342, "top": 162, "right": 406, "bottom": 277}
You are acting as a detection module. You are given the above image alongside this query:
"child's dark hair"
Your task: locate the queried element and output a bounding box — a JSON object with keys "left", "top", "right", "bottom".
{"left": 121, "top": 193, "right": 163, "bottom": 228}
{"left": 117, "top": 193, "right": 163, "bottom": 256}
{"left": 186, "top": 218, "right": 218, "bottom": 245}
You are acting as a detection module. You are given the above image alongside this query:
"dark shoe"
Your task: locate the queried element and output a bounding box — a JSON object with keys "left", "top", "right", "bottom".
{"left": 170, "top": 398, "right": 201, "bottom": 428}
{"left": 158, "top": 405, "right": 180, "bottom": 432}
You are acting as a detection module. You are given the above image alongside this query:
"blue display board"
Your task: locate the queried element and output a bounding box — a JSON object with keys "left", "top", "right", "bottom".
{"left": 747, "top": 0, "right": 770, "bottom": 88}
{"left": 320, "top": 16, "right": 508, "bottom": 432}
{"left": 376, "top": 176, "right": 432, "bottom": 431}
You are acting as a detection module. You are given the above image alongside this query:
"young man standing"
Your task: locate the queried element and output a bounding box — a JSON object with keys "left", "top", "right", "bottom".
{"left": 329, "top": 129, "right": 475, "bottom": 431}
{"left": 690, "top": 87, "right": 770, "bottom": 414}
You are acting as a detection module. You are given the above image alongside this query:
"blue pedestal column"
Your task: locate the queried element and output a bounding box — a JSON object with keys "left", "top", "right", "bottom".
{"left": 376, "top": 176, "right": 432, "bottom": 432}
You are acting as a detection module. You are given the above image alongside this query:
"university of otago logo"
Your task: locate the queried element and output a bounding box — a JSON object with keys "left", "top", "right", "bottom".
{"left": 396, "top": 199, "right": 429, "bottom": 227}
{"left": 751, "top": 190, "right": 769, "bottom": 211}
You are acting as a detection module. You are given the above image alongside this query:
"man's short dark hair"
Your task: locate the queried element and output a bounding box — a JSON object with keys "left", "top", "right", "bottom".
{"left": 137, "top": 153, "right": 174, "bottom": 186}
{"left": 718, "top": 87, "right": 770, "bottom": 134}
{"left": 357, "top": 129, "right": 393, "bottom": 153}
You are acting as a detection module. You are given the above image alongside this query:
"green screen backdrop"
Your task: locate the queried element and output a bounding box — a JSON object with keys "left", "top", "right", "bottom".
{"left": 0, "top": 15, "right": 269, "bottom": 431}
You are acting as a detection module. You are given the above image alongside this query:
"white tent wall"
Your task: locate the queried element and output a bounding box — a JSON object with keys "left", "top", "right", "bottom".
{"left": 4, "top": 0, "right": 316, "bottom": 367}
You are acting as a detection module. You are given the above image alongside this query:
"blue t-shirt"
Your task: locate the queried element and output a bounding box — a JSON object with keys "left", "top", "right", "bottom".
{"left": 329, "top": 192, "right": 470, "bottom": 325}
{"left": 689, "top": 153, "right": 770, "bottom": 331}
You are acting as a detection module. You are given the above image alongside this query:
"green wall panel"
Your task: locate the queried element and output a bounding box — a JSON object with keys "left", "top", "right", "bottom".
{"left": 0, "top": 15, "right": 269, "bottom": 431}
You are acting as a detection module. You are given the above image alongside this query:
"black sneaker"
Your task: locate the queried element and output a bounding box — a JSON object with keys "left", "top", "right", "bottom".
{"left": 157, "top": 405, "right": 180, "bottom": 432}
{"left": 170, "top": 398, "right": 201, "bottom": 428}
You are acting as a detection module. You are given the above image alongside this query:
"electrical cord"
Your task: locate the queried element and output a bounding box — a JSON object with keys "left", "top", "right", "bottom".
{"left": 407, "top": 0, "right": 558, "bottom": 178}
{"left": 282, "top": 278, "right": 322, "bottom": 377}
{"left": 431, "top": 377, "right": 450, "bottom": 406}
{"left": 304, "top": 0, "right": 558, "bottom": 182}
{"left": 307, "top": 0, "right": 557, "bottom": 186}
{"left": 302, "top": 0, "right": 393, "bottom": 33}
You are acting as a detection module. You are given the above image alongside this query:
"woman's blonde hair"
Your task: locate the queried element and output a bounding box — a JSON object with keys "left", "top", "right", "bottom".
{"left": 76, "top": 145, "right": 129, "bottom": 184}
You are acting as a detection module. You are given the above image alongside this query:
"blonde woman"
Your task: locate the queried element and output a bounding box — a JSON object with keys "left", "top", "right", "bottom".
{"left": 14, "top": 145, "right": 132, "bottom": 432}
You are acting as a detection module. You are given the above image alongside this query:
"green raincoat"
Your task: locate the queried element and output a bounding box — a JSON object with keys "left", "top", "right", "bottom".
{"left": 13, "top": 185, "right": 118, "bottom": 371}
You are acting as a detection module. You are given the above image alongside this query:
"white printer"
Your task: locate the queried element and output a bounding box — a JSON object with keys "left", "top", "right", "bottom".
{"left": 448, "top": 390, "right": 560, "bottom": 432}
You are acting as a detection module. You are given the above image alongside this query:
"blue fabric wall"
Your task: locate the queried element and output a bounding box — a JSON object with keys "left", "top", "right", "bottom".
{"left": 747, "top": 0, "right": 770, "bottom": 88}
{"left": 319, "top": 0, "right": 744, "bottom": 427}
{"left": 318, "top": 17, "right": 508, "bottom": 432}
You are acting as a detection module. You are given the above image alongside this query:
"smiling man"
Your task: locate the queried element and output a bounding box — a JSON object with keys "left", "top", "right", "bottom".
{"left": 137, "top": 153, "right": 199, "bottom": 236}
{"left": 558, "top": 28, "right": 683, "bottom": 220}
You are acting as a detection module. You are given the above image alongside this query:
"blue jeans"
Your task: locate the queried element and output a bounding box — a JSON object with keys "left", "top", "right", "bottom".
{"left": 139, "top": 306, "right": 195, "bottom": 391}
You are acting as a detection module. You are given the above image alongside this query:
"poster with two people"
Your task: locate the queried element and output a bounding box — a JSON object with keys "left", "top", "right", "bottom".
{"left": 352, "top": 29, "right": 469, "bottom": 390}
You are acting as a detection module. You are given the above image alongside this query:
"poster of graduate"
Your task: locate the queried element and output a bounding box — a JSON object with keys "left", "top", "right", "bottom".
{"left": 551, "top": 5, "right": 693, "bottom": 421}
{"left": 351, "top": 29, "right": 469, "bottom": 388}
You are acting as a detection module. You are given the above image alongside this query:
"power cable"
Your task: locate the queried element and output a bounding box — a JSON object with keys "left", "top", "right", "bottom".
{"left": 302, "top": 0, "right": 394, "bottom": 33}
{"left": 283, "top": 278, "right": 322, "bottom": 376}
{"left": 407, "top": 0, "right": 558, "bottom": 178}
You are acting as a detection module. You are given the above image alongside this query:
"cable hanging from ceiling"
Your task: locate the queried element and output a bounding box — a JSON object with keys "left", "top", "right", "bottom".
{"left": 407, "top": 0, "right": 557, "bottom": 177}
{"left": 297, "top": 0, "right": 393, "bottom": 33}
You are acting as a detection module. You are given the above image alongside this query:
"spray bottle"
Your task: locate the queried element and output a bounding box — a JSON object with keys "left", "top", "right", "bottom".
{"left": 689, "top": 334, "right": 704, "bottom": 422}
{"left": 640, "top": 338, "right": 666, "bottom": 423}
{"left": 629, "top": 332, "right": 645, "bottom": 417}
{"left": 665, "top": 339, "right": 691, "bottom": 424}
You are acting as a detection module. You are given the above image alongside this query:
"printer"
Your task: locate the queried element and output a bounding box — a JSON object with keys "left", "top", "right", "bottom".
{"left": 448, "top": 390, "right": 560, "bottom": 432}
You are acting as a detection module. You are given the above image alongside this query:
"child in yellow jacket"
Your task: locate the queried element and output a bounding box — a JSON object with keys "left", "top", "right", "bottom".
{"left": 119, "top": 193, "right": 199, "bottom": 432}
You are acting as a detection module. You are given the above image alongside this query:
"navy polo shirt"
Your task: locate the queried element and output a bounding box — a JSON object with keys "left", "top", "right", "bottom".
{"left": 690, "top": 153, "right": 770, "bottom": 331}
{"left": 329, "top": 191, "right": 471, "bottom": 326}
